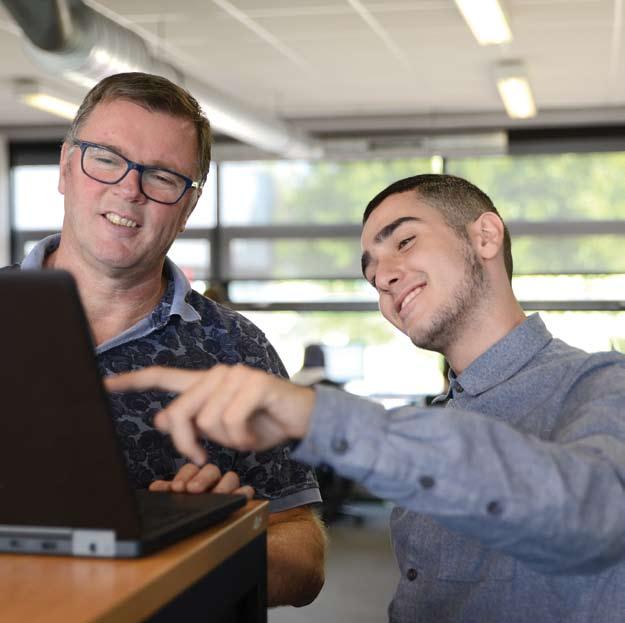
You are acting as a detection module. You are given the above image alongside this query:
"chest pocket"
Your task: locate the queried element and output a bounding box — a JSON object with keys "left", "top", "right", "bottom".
{"left": 438, "top": 529, "right": 516, "bottom": 582}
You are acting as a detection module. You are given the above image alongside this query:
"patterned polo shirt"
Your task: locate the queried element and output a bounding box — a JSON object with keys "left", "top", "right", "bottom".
{"left": 21, "top": 234, "right": 320, "bottom": 513}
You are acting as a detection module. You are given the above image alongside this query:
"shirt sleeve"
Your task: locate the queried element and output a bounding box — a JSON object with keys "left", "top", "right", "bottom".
{"left": 234, "top": 444, "right": 322, "bottom": 512}
{"left": 293, "top": 382, "right": 625, "bottom": 575}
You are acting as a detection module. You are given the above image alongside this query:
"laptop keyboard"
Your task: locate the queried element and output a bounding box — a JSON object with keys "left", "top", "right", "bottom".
{"left": 133, "top": 489, "right": 237, "bottom": 534}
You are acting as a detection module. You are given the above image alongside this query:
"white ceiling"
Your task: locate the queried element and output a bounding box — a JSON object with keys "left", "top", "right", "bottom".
{"left": 0, "top": 0, "right": 624, "bottom": 144}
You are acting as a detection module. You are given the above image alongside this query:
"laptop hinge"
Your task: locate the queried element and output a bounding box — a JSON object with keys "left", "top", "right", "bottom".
{"left": 72, "top": 529, "right": 116, "bottom": 557}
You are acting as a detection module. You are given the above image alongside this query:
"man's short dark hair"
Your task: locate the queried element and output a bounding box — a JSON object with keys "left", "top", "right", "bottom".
{"left": 363, "top": 174, "right": 513, "bottom": 281}
{"left": 65, "top": 72, "right": 212, "bottom": 184}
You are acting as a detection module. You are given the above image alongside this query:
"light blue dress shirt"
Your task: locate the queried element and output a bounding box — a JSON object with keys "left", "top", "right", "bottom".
{"left": 295, "top": 314, "right": 625, "bottom": 622}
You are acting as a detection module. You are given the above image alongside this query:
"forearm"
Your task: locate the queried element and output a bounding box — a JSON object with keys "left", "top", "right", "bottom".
{"left": 266, "top": 507, "right": 326, "bottom": 607}
{"left": 295, "top": 386, "right": 625, "bottom": 574}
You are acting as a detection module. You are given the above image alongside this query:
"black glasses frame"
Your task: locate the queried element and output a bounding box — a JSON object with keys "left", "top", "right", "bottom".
{"left": 72, "top": 139, "right": 202, "bottom": 205}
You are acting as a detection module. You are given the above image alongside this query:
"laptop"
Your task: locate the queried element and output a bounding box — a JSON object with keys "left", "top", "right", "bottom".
{"left": 0, "top": 269, "right": 247, "bottom": 558}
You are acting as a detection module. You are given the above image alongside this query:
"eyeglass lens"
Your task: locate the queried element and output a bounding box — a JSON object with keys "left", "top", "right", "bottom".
{"left": 81, "top": 144, "right": 187, "bottom": 204}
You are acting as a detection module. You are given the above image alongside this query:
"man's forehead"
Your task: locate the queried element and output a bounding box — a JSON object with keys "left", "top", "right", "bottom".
{"left": 78, "top": 99, "right": 198, "bottom": 168}
{"left": 81, "top": 99, "right": 194, "bottom": 135}
{"left": 362, "top": 194, "right": 430, "bottom": 239}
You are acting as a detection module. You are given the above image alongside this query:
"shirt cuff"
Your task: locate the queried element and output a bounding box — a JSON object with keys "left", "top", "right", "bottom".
{"left": 267, "top": 487, "right": 322, "bottom": 513}
{"left": 292, "top": 384, "right": 383, "bottom": 482}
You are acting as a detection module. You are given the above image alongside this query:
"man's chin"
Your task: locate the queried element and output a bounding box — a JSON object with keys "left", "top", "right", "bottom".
{"left": 92, "top": 252, "right": 142, "bottom": 274}
{"left": 410, "top": 336, "right": 437, "bottom": 353}
{"left": 407, "top": 323, "right": 447, "bottom": 354}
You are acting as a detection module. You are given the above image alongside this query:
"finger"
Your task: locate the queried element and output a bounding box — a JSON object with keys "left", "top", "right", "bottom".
{"left": 158, "top": 407, "right": 205, "bottom": 466}
{"left": 171, "top": 463, "right": 200, "bottom": 492}
{"left": 233, "top": 485, "right": 255, "bottom": 500}
{"left": 196, "top": 366, "right": 271, "bottom": 450}
{"left": 154, "top": 369, "right": 233, "bottom": 464}
{"left": 104, "top": 366, "right": 214, "bottom": 394}
{"left": 148, "top": 480, "right": 171, "bottom": 492}
{"left": 153, "top": 365, "right": 230, "bottom": 433}
{"left": 186, "top": 464, "right": 223, "bottom": 493}
{"left": 209, "top": 470, "right": 241, "bottom": 494}
{"left": 159, "top": 367, "right": 247, "bottom": 461}
{"left": 218, "top": 370, "right": 281, "bottom": 450}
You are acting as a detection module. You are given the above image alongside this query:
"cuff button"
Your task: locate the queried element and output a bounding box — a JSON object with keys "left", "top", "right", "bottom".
{"left": 419, "top": 476, "right": 435, "bottom": 489}
{"left": 486, "top": 500, "right": 503, "bottom": 516}
{"left": 331, "top": 438, "right": 349, "bottom": 454}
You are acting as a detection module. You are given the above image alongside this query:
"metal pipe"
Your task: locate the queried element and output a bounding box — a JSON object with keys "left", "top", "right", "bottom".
{"left": 1, "top": 0, "right": 321, "bottom": 158}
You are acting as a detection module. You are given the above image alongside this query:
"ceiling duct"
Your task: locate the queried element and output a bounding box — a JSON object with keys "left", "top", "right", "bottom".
{"left": 1, "top": 0, "right": 322, "bottom": 159}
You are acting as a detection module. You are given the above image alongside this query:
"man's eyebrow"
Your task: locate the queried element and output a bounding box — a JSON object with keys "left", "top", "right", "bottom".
{"left": 83, "top": 141, "right": 186, "bottom": 173}
{"left": 361, "top": 216, "right": 421, "bottom": 278}
{"left": 374, "top": 216, "right": 421, "bottom": 244}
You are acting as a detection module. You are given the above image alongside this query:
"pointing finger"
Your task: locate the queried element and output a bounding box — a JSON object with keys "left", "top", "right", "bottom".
{"left": 104, "top": 366, "right": 213, "bottom": 394}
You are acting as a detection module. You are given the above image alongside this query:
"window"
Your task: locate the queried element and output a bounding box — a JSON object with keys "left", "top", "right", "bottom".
{"left": 10, "top": 139, "right": 625, "bottom": 401}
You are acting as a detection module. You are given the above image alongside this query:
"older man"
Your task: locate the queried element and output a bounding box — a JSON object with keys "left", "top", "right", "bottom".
{"left": 110, "top": 174, "right": 625, "bottom": 622}
{"left": 17, "top": 72, "right": 325, "bottom": 607}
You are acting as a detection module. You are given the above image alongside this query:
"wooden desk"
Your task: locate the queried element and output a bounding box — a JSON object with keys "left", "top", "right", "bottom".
{"left": 0, "top": 500, "right": 268, "bottom": 623}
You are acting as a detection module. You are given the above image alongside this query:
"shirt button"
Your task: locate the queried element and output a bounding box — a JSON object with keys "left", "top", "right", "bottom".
{"left": 406, "top": 568, "right": 418, "bottom": 581}
{"left": 419, "top": 476, "right": 435, "bottom": 489}
{"left": 455, "top": 384, "right": 464, "bottom": 393}
{"left": 331, "top": 438, "right": 349, "bottom": 454}
{"left": 487, "top": 500, "right": 504, "bottom": 516}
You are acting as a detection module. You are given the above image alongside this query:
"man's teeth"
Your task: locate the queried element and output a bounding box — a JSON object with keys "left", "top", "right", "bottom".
{"left": 105, "top": 213, "right": 138, "bottom": 228}
{"left": 401, "top": 286, "right": 424, "bottom": 311}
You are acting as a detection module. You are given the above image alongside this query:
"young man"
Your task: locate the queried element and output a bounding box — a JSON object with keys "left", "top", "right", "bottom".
{"left": 108, "top": 174, "right": 625, "bottom": 622}
{"left": 17, "top": 72, "right": 325, "bottom": 608}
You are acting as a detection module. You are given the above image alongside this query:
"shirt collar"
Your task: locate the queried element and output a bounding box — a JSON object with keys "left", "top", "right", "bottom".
{"left": 163, "top": 257, "right": 201, "bottom": 323}
{"left": 455, "top": 313, "right": 553, "bottom": 397}
{"left": 20, "top": 234, "right": 60, "bottom": 270}
{"left": 20, "top": 233, "right": 200, "bottom": 324}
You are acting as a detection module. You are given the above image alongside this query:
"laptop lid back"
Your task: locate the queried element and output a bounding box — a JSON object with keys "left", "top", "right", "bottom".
{"left": 0, "top": 270, "right": 142, "bottom": 539}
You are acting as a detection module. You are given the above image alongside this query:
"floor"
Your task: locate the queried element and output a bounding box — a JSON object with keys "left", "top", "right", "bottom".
{"left": 269, "top": 502, "right": 399, "bottom": 623}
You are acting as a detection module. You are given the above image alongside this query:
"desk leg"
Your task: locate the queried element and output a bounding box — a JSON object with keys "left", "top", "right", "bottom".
{"left": 148, "top": 533, "right": 267, "bottom": 623}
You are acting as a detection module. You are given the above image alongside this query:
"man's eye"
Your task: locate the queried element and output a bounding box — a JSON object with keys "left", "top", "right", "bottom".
{"left": 146, "top": 170, "right": 178, "bottom": 187}
{"left": 398, "top": 236, "right": 415, "bottom": 249}
{"left": 94, "top": 155, "right": 119, "bottom": 166}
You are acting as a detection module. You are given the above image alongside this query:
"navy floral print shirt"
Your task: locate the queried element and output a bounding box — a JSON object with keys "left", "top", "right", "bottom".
{"left": 21, "top": 235, "right": 320, "bottom": 513}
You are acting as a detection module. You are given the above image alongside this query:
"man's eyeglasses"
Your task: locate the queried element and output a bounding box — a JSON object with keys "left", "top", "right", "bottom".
{"left": 72, "top": 140, "right": 202, "bottom": 205}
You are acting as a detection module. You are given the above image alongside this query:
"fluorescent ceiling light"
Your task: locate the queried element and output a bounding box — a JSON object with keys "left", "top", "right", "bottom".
{"left": 20, "top": 93, "right": 79, "bottom": 121}
{"left": 495, "top": 62, "right": 537, "bottom": 119}
{"left": 14, "top": 80, "right": 79, "bottom": 121}
{"left": 454, "top": 0, "right": 512, "bottom": 45}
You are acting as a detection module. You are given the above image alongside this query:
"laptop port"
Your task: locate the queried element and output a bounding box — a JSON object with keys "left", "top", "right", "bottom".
{"left": 9, "top": 539, "right": 21, "bottom": 549}
{"left": 41, "top": 541, "right": 57, "bottom": 551}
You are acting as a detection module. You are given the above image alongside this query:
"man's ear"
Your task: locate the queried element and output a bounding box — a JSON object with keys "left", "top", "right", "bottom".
{"left": 468, "top": 212, "right": 504, "bottom": 261}
{"left": 58, "top": 142, "right": 69, "bottom": 195}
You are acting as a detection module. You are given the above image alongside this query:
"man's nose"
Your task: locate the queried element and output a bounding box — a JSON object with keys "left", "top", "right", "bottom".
{"left": 114, "top": 169, "right": 146, "bottom": 203}
{"left": 376, "top": 257, "right": 402, "bottom": 290}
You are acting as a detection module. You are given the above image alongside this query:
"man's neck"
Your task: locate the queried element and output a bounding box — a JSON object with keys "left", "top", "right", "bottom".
{"left": 445, "top": 294, "right": 526, "bottom": 375}
{"left": 45, "top": 247, "right": 167, "bottom": 347}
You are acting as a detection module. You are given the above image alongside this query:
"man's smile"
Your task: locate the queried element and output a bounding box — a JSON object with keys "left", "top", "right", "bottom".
{"left": 396, "top": 283, "right": 426, "bottom": 318}
{"left": 104, "top": 212, "right": 140, "bottom": 228}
